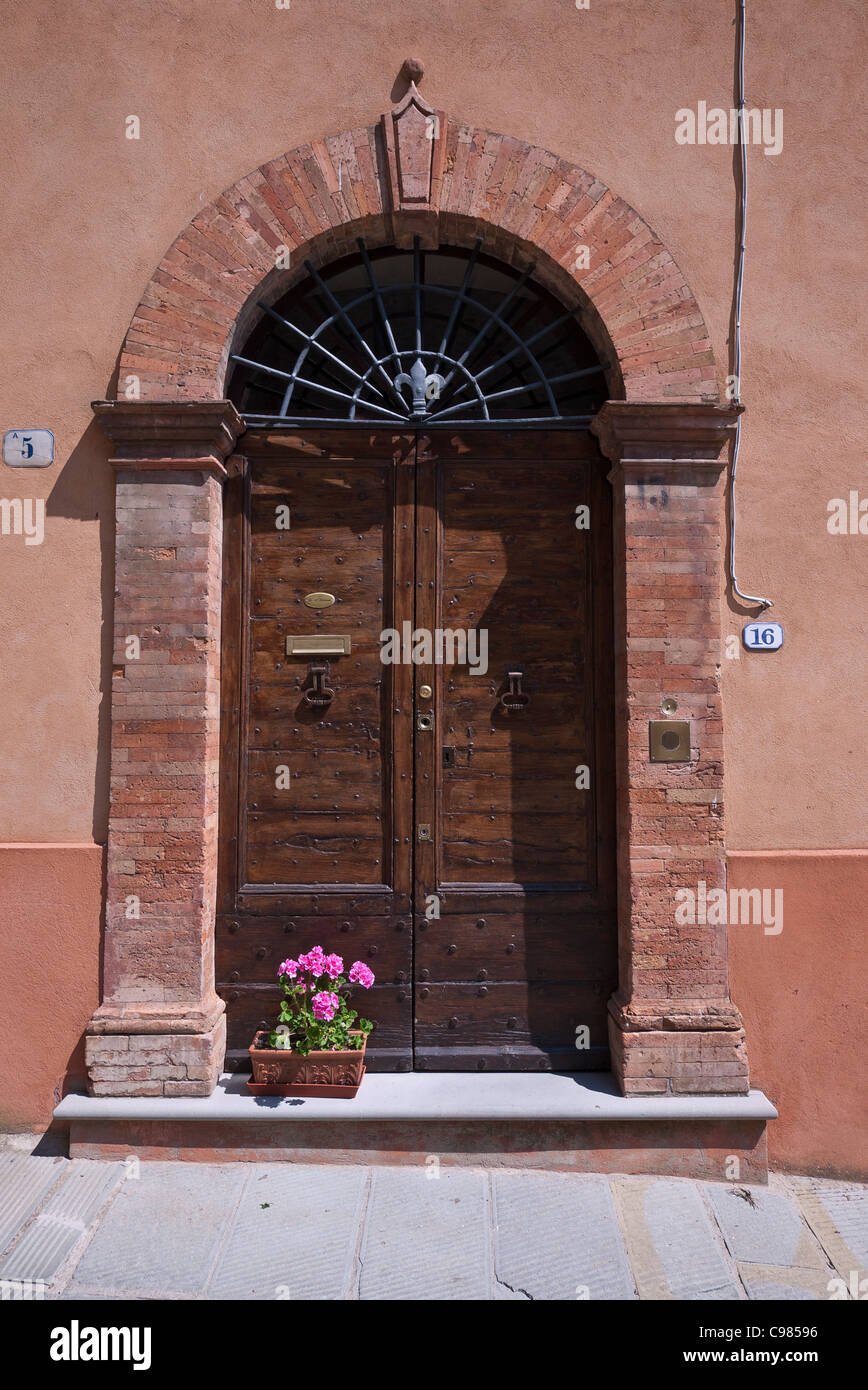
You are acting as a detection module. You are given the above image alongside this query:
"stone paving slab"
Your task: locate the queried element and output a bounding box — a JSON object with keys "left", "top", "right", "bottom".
{"left": 0, "top": 1155, "right": 68, "bottom": 1259}
{"left": 0, "top": 1160, "right": 124, "bottom": 1283}
{"left": 207, "top": 1165, "right": 367, "bottom": 1301}
{"left": 792, "top": 1181, "right": 868, "bottom": 1294}
{"left": 705, "top": 1182, "right": 828, "bottom": 1270}
{"left": 613, "top": 1177, "right": 742, "bottom": 1300}
{"left": 1, "top": 1155, "right": 865, "bottom": 1301}
{"left": 358, "top": 1167, "right": 492, "bottom": 1300}
{"left": 810, "top": 1186, "right": 868, "bottom": 1270}
{"left": 491, "top": 1171, "right": 635, "bottom": 1300}
{"left": 65, "top": 1162, "right": 246, "bottom": 1296}
{"left": 737, "top": 1263, "right": 840, "bottom": 1301}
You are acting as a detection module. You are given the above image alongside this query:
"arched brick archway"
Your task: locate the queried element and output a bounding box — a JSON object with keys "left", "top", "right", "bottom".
{"left": 88, "top": 75, "right": 748, "bottom": 1102}
{"left": 118, "top": 114, "right": 718, "bottom": 409}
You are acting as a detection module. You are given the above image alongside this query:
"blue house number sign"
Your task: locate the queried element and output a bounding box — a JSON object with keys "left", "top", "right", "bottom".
{"left": 742, "top": 621, "right": 784, "bottom": 651}
{"left": 3, "top": 429, "right": 54, "bottom": 467}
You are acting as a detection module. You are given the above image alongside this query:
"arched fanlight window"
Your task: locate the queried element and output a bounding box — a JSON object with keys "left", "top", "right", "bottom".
{"left": 228, "top": 239, "right": 606, "bottom": 427}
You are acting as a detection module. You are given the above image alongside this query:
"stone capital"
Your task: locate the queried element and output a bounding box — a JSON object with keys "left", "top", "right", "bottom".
{"left": 92, "top": 399, "right": 245, "bottom": 476}
{"left": 591, "top": 400, "right": 743, "bottom": 479}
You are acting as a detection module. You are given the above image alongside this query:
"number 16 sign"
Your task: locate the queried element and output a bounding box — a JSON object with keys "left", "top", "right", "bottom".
{"left": 742, "top": 622, "right": 784, "bottom": 651}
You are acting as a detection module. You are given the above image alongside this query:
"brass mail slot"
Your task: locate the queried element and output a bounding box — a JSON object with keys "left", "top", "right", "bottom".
{"left": 286, "top": 634, "right": 351, "bottom": 657}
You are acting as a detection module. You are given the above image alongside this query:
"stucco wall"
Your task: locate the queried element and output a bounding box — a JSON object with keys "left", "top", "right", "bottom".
{"left": 0, "top": 846, "right": 103, "bottom": 1130}
{"left": 0, "top": 1, "right": 864, "bottom": 1160}
{"left": 728, "top": 852, "right": 867, "bottom": 1181}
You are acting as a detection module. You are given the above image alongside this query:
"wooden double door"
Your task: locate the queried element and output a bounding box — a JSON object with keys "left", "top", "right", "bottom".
{"left": 218, "top": 430, "right": 617, "bottom": 1072}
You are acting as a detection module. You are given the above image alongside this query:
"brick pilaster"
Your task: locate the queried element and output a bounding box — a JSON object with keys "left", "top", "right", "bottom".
{"left": 86, "top": 401, "right": 244, "bottom": 1096}
{"left": 592, "top": 402, "right": 750, "bottom": 1096}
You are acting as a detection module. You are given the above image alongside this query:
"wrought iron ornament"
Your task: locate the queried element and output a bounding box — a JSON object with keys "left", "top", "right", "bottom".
{"left": 229, "top": 239, "right": 606, "bottom": 427}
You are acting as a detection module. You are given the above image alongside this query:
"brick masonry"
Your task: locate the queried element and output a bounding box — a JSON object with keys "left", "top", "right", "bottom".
{"left": 87, "top": 87, "right": 751, "bottom": 1105}
{"left": 67, "top": 1118, "right": 769, "bottom": 1183}
{"left": 116, "top": 106, "right": 719, "bottom": 409}
{"left": 593, "top": 403, "right": 748, "bottom": 1095}
{"left": 86, "top": 404, "right": 244, "bottom": 1096}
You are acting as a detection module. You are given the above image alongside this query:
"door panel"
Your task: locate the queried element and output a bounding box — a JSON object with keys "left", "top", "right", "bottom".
{"left": 243, "top": 448, "right": 393, "bottom": 889}
{"left": 217, "top": 429, "right": 615, "bottom": 1073}
{"left": 414, "top": 911, "right": 615, "bottom": 981}
{"left": 217, "top": 431, "right": 415, "bottom": 1071}
{"left": 412, "top": 432, "right": 616, "bottom": 1070}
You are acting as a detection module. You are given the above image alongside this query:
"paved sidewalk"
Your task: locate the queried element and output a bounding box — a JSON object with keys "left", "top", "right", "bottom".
{"left": 0, "top": 1154, "right": 865, "bottom": 1300}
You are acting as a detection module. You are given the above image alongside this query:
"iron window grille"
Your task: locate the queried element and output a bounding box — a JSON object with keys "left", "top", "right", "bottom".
{"left": 228, "top": 239, "right": 606, "bottom": 428}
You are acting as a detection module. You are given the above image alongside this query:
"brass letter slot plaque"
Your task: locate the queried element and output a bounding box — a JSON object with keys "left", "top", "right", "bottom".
{"left": 286, "top": 634, "right": 351, "bottom": 657}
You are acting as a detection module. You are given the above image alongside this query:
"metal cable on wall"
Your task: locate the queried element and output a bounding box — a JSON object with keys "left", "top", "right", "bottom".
{"left": 729, "top": 0, "right": 773, "bottom": 611}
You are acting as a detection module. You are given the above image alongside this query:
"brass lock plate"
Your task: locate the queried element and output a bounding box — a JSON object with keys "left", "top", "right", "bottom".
{"left": 649, "top": 719, "right": 691, "bottom": 762}
{"left": 417, "top": 824, "right": 431, "bottom": 841}
{"left": 417, "top": 712, "right": 434, "bottom": 731}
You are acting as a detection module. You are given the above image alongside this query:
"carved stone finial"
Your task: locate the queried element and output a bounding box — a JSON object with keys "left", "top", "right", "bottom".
{"left": 402, "top": 58, "right": 424, "bottom": 85}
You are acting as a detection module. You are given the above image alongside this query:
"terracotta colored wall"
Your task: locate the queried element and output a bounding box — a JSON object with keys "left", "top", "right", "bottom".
{"left": 0, "top": 1, "right": 863, "bottom": 846}
{"left": 0, "top": 847, "right": 103, "bottom": 1130}
{"left": 728, "top": 852, "right": 867, "bottom": 1182}
{"left": 0, "top": 1, "right": 865, "bottom": 1161}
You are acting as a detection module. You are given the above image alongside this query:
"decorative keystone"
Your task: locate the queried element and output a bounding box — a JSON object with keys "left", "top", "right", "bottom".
{"left": 381, "top": 61, "right": 446, "bottom": 247}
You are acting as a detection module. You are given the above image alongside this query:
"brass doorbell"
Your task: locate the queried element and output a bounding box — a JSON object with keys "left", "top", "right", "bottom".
{"left": 649, "top": 720, "right": 691, "bottom": 762}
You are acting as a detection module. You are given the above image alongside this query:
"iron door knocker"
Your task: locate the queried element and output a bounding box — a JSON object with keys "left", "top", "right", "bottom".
{"left": 498, "top": 667, "right": 529, "bottom": 712}
{"left": 303, "top": 661, "right": 335, "bottom": 708}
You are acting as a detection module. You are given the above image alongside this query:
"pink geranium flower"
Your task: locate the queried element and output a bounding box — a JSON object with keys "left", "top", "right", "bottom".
{"left": 349, "top": 961, "right": 375, "bottom": 989}
{"left": 298, "top": 946, "right": 326, "bottom": 976}
{"left": 311, "top": 990, "right": 340, "bottom": 1021}
{"left": 271, "top": 944, "right": 374, "bottom": 1053}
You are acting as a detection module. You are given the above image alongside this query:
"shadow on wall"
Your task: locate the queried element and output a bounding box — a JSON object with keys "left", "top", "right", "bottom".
{"left": 45, "top": 413, "right": 115, "bottom": 845}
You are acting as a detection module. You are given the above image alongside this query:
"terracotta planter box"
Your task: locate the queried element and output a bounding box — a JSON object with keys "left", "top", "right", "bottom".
{"left": 247, "top": 1030, "right": 367, "bottom": 1098}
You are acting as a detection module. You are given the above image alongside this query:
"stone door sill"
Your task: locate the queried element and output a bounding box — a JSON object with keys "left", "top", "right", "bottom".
{"left": 55, "top": 1071, "right": 777, "bottom": 1124}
